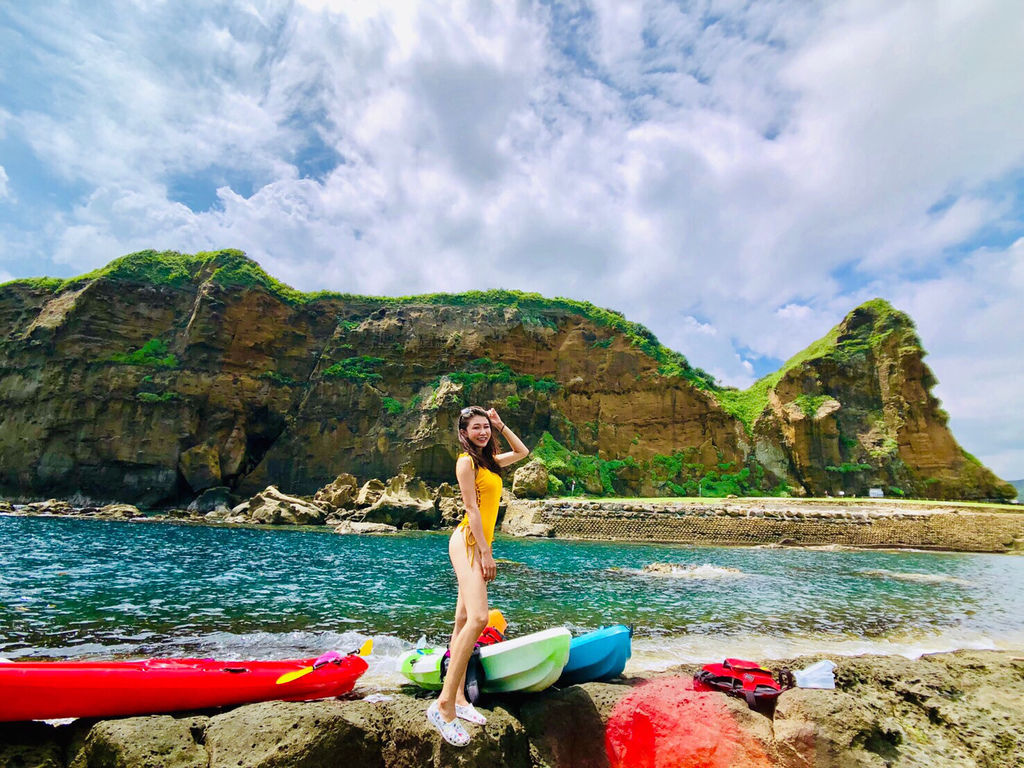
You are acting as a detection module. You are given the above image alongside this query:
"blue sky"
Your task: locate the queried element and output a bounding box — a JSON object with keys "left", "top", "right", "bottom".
{"left": 0, "top": 0, "right": 1022, "bottom": 480}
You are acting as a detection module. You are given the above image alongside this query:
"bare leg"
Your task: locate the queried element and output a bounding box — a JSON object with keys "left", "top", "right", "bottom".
{"left": 449, "top": 588, "right": 472, "bottom": 707}
{"left": 437, "top": 531, "right": 488, "bottom": 722}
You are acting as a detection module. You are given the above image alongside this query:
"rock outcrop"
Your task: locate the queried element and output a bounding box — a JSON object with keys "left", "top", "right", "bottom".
{"left": 748, "top": 300, "right": 1013, "bottom": 500}
{"left": 512, "top": 459, "right": 550, "bottom": 499}
{"left": 314, "top": 473, "right": 359, "bottom": 511}
{"left": 232, "top": 486, "right": 328, "bottom": 525}
{"left": 1, "top": 651, "right": 1020, "bottom": 767}
{"left": 0, "top": 250, "right": 1012, "bottom": 505}
{"left": 359, "top": 474, "right": 439, "bottom": 529}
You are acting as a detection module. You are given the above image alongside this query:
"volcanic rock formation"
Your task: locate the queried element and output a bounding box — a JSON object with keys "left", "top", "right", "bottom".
{"left": 0, "top": 250, "right": 1012, "bottom": 505}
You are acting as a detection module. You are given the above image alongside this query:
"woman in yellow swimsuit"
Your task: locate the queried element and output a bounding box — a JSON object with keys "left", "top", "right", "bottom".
{"left": 426, "top": 405, "right": 530, "bottom": 746}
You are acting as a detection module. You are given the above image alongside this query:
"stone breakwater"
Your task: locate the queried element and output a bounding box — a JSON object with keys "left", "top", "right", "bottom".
{"left": 1, "top": 651, "right": 1021, "bottom": 768}
{"left": 502, "top": 498, "right": 1024, "bottom": 553}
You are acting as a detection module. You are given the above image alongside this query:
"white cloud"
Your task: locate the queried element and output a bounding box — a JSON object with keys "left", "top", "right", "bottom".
{"left": 1, "top": 0, "right": 1023, "bottom": 476}
{"left": 0, "top": 166, "right": 9, "bottom": 201}
{"left": 776, "top": 304, "right": 812, "bottom": 322}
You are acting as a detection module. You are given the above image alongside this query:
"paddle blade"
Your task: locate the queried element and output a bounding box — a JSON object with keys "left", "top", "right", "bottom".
{"left": 276, "top": 640, "right": 371, "bottom": 685}
{"left": 275, "top": 666, "right": 313, "bottom": 685}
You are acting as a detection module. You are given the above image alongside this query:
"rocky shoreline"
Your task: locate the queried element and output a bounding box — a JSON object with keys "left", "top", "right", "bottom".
{"left": 4, "top": 482, "right": 1024, "bottom": 554}
{"left": 1, "top": 650, "right": 1021, "bottom": 767}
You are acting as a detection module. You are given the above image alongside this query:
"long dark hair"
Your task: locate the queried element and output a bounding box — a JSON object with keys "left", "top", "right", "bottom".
{"left": 457, "top": 406, "right": 503, "bottom": 476}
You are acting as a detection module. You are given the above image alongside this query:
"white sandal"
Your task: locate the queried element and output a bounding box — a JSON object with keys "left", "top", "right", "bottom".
{"left": 427, "top": 701, "right": 471, "bottom": 747}
{"left": 455, "top": 702, "right": 487, "bottom": 725}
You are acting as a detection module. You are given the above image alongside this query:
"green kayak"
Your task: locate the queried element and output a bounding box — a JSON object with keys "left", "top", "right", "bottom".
{"left": 398, "top": 627, "right": 571, "bottom": 693}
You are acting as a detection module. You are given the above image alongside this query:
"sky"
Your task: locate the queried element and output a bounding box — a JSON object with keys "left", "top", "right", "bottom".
{"left": 0, "top": 1, "right": 1021, "bottom": 480}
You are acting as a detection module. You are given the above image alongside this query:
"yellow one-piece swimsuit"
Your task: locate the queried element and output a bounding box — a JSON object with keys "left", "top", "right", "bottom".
{"left": 456, "top": 452, "right": 502, "bottom": 562}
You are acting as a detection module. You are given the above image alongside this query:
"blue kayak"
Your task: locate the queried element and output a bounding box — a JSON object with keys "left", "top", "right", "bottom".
{"left": 558, "top": 625, "right": 632, "bottom": 685}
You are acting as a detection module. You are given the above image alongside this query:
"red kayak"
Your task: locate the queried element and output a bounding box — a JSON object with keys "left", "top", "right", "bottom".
{"left": 0, "top": 653, "right": 368, "bottom": 721}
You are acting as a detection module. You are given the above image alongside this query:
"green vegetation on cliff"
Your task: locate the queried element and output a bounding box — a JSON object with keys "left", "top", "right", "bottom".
{"left": 533, "top": 432, "right": 637, "bottom": 496}
{"left": 2, "top": 250, "right": 1012, "bottom": 504}
{"left": 3, "top": 249, "right": 313, "bottom": 304}
{"left": 712, "top": 300, "right": 919, "bottom": 430}
{"left": 3, "top": 249, "right": 717, "bottom": 387}
{"left": 793, "top": 394, "right": 833, "bottom": 417}
{"left": 436, "top": 358, "right": 559, "bottom": 395}
{"left": 533, "top": 432, "right": 780, "bottom": 498}
{"left": 109, "top": 338, "right": 178, "bottom": 369}
{"left": 321, "top": 356, "right": 385, "bottom": 382}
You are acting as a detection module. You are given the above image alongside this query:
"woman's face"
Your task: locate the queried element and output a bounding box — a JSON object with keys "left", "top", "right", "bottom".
{"left": 464, "top": 415, "right": 491, "bottom": 447}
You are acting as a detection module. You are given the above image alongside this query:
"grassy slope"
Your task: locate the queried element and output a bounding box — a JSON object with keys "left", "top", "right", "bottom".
{"left": 713, "top": 299, "right": 915, "bottom": 430}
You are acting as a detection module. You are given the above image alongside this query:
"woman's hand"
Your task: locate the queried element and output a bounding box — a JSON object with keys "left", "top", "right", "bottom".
{"left": 478, "top": 547, "right": 497, "bottom": 582}
{"left": 486, "top": 408, "right": 505, "bottom": 432}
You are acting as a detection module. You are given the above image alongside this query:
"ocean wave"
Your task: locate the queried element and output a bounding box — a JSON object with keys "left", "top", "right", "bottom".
{"left": 857, "top": 569, "right": 973, "bottom": 586}
{"left": 615, "top": 563, "right": 747, "bottom": 579}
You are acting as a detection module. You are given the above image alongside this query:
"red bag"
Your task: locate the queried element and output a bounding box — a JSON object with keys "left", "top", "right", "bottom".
{"left": 694, "top": 658, "right": 793, "bottom": 711}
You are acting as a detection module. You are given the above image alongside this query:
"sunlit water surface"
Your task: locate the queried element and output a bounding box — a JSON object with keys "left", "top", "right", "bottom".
{"left": 3, "top": 514, "right": 1022, "bottom": 688}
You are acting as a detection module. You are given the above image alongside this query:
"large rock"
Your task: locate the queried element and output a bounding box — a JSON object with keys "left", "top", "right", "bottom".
{"left": 24, "top": 498, "right": 75, "bottom": 515}
{"left": 377, "top": 696, "right": 532, "bottom": 768}
{"left": 773, "top": 651, "right": 1024, "bottom": 768}
{"left": 187, "top": 486, "right": 232, "bottom": 514}
{"left": 500, "top": 498, "right": 552, "bottom": 537}
{"left": 314, "top": 473, "right": 360, "bottom": 511}
{"left": 178, "top": 444, "right": 221, "bottom": 493}
{"left": 602, "top": 677, "right": 775, "bottom": 768}
{"left": 245, "top": 486, "right": 328, "bottom": 525}
{"left": 0, "top": 721, "right": 64, "bottom": 768}
{"left": 434, "top": 482, "right": 463, "bottom": 526}
{"left": 355, "top": 479, "right": 386, "bottom": 507}
{"left": 69, "top": 715, "right": 209, "bottom": 768}
{"left": 512, "top": 460, "right": 549, "bottom": 499}
{"left": 360, "top": 474, "right": 439, "bottom": 529}
{"left": 97, "top": 503, "right": 141, "bottom": 520}
{"left": 334, "top": 521, "right": 398, "bottom": 535}
{"left": 204, "top": 700, "right": 385, "bottom": 768}
{"left": 519, "top": 682, "right": 630, "bottom": 768}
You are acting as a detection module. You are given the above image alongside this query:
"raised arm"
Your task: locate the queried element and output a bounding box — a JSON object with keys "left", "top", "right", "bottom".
{"left": 486, "top": 409, "right": 530, "bottom": 467}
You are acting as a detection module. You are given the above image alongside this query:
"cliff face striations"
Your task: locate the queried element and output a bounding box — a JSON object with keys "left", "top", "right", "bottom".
{"left": 0, "top": 251, "right": 1012, "bottom": 504}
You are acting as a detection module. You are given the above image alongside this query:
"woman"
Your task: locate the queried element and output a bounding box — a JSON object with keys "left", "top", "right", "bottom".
{"left": 426, "top": 405, "right": 530, "bottom": 746}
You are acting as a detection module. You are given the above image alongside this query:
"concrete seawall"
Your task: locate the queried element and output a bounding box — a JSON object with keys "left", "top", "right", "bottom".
{"left": 502, "top": 498, "right": 1024, "bottom": 553}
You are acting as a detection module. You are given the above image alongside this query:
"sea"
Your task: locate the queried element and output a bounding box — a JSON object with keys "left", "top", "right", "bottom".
{"left": 3, "top": 514, "right": 1023, "bottom": 690}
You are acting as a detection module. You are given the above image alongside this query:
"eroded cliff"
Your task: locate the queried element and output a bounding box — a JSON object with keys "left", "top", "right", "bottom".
{"left": 0, "top": 250, "right": 1012, "bottom": 504}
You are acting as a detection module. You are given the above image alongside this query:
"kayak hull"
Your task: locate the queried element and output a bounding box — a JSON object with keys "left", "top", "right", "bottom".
{"left": 558, "top": 625, "right": 632, "bottom": 685}
{"left": 398, "top": 627, "right": 571, "bottom": 694}
{"left": 0, "top": 656, "right": 368, "bottom": 722}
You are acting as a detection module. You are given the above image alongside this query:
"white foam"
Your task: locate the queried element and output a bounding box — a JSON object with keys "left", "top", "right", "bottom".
{"left": 624, "top": 628, "right": 1024, "bottom": 674}
{"left": 620, "top": 563, "right": 747, "bottom": 580}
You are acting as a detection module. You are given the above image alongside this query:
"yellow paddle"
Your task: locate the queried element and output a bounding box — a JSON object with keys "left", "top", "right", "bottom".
{"left": 275, "top": 639, "right": 373, "bottom": 685}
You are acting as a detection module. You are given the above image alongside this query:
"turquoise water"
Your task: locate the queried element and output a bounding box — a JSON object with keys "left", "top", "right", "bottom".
{"left": 3, "top": 514, "right": 1023, "bottom": 678}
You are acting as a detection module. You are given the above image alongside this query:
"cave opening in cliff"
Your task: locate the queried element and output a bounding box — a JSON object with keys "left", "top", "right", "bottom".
{"left": 241, "top": 407, "right": 287, "bottom": 482}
